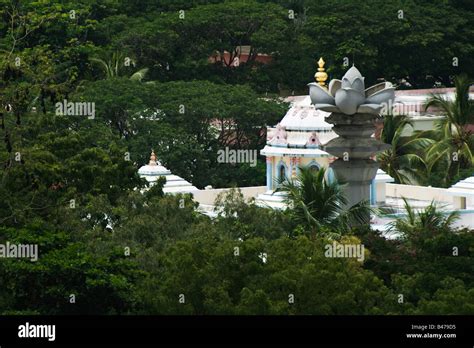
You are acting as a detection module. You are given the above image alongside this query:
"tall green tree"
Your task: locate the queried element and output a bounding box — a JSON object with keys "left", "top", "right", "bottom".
{"left": 136, "top": 232, "right": 395, "bottom": 315}
{"left": 378, "top": 115, "right": 433, "bottom": 184}
{"left": 0, "top": 225, "right": 144, "bottom": 315}
{"left": 425, "top": 74, "right": 474, "bottom": 185}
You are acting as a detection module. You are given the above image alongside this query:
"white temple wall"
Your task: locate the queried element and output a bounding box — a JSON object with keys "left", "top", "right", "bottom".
{"left": 401, "top": 116, "right": 445, "bottom": 136}
{"left": 385, "top": 183, "right": 453, "bottom": 203}
{"left": 375, "top": 182, "right": 387, "bottom": 203}
{"left": 193, "top": 186, "right": 267, "bottom": 206}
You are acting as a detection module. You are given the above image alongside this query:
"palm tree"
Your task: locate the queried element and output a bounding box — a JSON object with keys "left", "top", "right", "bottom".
{"left": 277, "top": 166, "right": 371, "bottom": 236}
{"left": 425, "top": 74, "right": 474, "bottom": 185}
{"left": 378, "top": 115, "right": 433, "bottom": 185}
{"left": 388, "top": 197, "right": 459, "bottom": 243}
{"left": 90, "top": 51, "right": 149, "bottom": 81}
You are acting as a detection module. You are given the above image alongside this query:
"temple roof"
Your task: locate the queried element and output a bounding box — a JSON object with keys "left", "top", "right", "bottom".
{"left": 262, "top": 95, "right": 338, "bottom": 158}
{"left": 138, "top": 163, "right": 171, "bottom": 176}
{"left": 279, "top": 96, "right": 334, "bottom": 131}
{"left": 260, "top": 146, "right": 329, "bottom": 157}
{"left": 138, "top": 151, "right": 198, "bottom": 193}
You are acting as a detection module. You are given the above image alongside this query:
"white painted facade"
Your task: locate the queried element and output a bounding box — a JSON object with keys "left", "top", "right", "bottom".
{"left": 138, "top": 151, "right": 199, "bottom": 194}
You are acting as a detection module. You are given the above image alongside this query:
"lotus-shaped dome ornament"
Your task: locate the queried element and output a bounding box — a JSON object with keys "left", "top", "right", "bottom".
{"left": 308, "top": 66, "right": 395, "bottom": 115}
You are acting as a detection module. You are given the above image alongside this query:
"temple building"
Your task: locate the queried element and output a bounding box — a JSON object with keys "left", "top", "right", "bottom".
{"left": 138, "top": 151, "right": 198, "bottom": 194}
{"left": 256, "top": 58, "right": 338, "bottom": 208}
{"left": 133, "top": 57, "right": 474, "bottom": 229}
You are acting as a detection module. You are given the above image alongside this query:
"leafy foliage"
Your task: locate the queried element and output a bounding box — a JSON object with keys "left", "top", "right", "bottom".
{"left": 378, "top": 115, "right": 433, "bottom": 184}
{"left": 0, "top": 0, "right": 472, "bottom": 316}
{"left": 277, "top": 166, "right": 371, "bottom": 235}
{"left": 425, "top": 74, "right": 474, "bottom": 186}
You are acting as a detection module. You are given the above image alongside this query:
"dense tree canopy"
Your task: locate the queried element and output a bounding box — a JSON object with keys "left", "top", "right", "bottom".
{"left": 0, "top": 0, "right": 472, "bottom": 316}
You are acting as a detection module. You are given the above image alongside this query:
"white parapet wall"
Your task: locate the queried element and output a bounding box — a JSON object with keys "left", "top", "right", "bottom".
{"left": 385, "top": 183, "right": 453, "bottom": 203}
{"left": 194, "top": 182, "right": 472, "bottom": 211}
{"left": 196, "top": 184, "right": 456, "bottom": 208}
{"left": 192, "top": 186, "right": 267, "bottom": 206}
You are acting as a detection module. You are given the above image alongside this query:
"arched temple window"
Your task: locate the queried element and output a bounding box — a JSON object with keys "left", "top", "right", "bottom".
{"left": 279, "top": 165, "right": 286, "bottom": 182}
{"left": 307, "top": 161, "right": 320, "bottom": 174}
{"left": 309, "top": 164, "right": 319, "bottom": 173}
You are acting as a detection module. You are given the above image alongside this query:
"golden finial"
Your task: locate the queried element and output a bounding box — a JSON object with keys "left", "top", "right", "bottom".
{"left": 149, "top": 150, "right": 157, "bottom": 166}
{"left": 314, "top": 57, "right": 328, "bottom": 88}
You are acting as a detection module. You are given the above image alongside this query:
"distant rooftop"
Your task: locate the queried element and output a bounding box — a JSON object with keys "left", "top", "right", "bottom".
{"left": 395, "top": 86, "right": 474, "bottom": 96}
{"left": 394, "top": 87, "right": 474, "bottom": 116}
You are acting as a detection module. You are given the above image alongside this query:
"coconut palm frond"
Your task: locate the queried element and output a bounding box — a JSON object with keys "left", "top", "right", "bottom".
{"left": 90, "top": 57, "right": 111, "bottom": 78}
{"left": 379, "top": 114, "right": 433, "bottom": 185}
{"left": 278, "top": 166, "right": 370, "bottom": 236}
{"left": 90, "top": 52, "right": 150, "bottom": 81}
{"left": 388, "top": 197, "right": 459, "bottom": 240}
{"left": 424, "top": 75, "right": 474, "bottom": 183}
{"left": 130, "top": 68, "right": 149, "bottom": 81}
